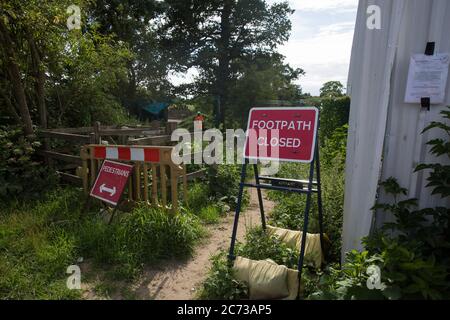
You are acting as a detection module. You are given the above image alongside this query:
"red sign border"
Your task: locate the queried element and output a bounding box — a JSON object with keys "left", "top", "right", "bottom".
{"left": 89, "top": 160, "right": 134, "bottom": 206}
{"left": 243, "top": 106, "right": 319, "bottom": 163}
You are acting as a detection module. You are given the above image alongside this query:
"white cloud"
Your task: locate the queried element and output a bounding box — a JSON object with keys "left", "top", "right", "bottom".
{"left": 280, "top": 16, "right": 357, "bottom": 95}
{"left": 287, "top": 0, "right": 358, "bottom": 12}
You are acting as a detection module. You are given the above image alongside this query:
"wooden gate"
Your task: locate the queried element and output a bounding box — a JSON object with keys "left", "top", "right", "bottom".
{"left": 78, "top": 144, "right": 187, "bottom": 211}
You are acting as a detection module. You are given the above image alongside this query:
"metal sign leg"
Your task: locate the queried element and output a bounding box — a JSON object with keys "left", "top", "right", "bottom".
{"left": 315, "top": 141, "right": 325, "bottom": 261}
{"left": 253, "top": 164, "right": 266, "bottom": 230}
{"left": 228, "top": 162, "right": 248, "bottom": 261}
{"left": 296, "top": 156, "right": 315, "bottom": 297}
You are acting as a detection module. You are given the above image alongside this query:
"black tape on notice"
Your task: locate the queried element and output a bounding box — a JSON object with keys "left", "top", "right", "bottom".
{"left": 425, "top": 42, "right": 435, "bottom": 56}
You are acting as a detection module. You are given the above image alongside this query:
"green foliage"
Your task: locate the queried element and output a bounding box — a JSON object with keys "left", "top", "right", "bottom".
{"left": 207, "top": 164, "right": 249, "bottom": 210}
{"left": 199, "top": 227, "right": 300, "bottom": 300}
{"left": 0, "top": 187, "right": 205, "bottom": 298}
{"left": 309, "top": 251, "right": 386, "bottom": 300}
{"left": 364, "top": 178, "right": 450, "bottom": 299}
{"left": 0, "top": 0, "right": 136, "bottom": 131}
{"left": 236, "top": 227, "right": 298, "bottom": 269}
{"left": 227, "top": 54, "right": 304, "bottom": 127}
{"left": 319, "top": 81, "right": 345, "bottom": 98}
{"left": 187, "top": 183, "right": 210, "bottom": 210}
{"left": 310, "top": 108, "right": 450, "bottom": 300}
{"left": 198, "top": 205, "right": 221, "bottom": 224}
{"left": 414, "top": 107, "right": 450, "bottom": 198}
{"left": 78, "top": 204, "right": 204, "bottom": 279}
{"left": 319, "top": 96, "right": 350, "bottom": 143}
{"left": 321, "top": 124, "right": 348, "bottom": 168}
{"left": 187, "top": 181, "right": 231, "bottom": 224}
{"left": 47, "top": 30, "right": 134, "bottom": 127}
{"left": 161, "top": 0, "right": 295, "bottom": 125}
{"left": 0, "top": 126, "right": 58, "bottom": 203}
{"left": 267, "top": 152, "right": 345, "bottom": 262}
{"left": 198, "top": 252, "right": 249, "bottom": 300}
{"left": 0, "top": 188, "right": 83, "bottom": 299}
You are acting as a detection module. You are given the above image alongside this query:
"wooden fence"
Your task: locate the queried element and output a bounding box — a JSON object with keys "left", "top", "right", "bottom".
{"left": 38, "top": 121, "right": 207, "bottom": 209}
{"left": 39, "top": 121, "right": 171, "bottom": 184}
{"left": 79, "top": 144, "right": 187, "bottom": 211}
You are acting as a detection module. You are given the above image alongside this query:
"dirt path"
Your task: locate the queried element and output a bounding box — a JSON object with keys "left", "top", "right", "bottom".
{"left": 132, "top": 188, "right": 274, "bottom": 300}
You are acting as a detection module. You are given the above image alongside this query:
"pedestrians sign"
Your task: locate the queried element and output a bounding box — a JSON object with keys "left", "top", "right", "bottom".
{"left": 90, "top": 160, "right": 133, "bottom": 206}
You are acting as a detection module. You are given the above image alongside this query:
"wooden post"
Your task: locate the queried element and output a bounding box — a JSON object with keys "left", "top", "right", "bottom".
{"left": 151, "top": 164, "right": 158, "bottom": 205}
{"left": 160, "top": 164, "right": 167, "bottom": 208}
{"left": 166, "top": 121, "right": 178, "bottom": 135}
{"left": 143, "top": 163, "right": 149, "bottom": 203}
{"left": 134, "top": 162, "right": 141, "bottom": 201}
{"left": 80, "top": 146, "right": 89, "bottom": 194}
{"left": 89, "top": 158, "right": 96, "bottom": 186}
{"left": 182, "top": 164, "right": 188, "bottom": 204}
{"left": 94, "top": 121, "right": 101, "bottom": 144}
{"left": 170, "top": 166, "right": 178, "bottom": 212}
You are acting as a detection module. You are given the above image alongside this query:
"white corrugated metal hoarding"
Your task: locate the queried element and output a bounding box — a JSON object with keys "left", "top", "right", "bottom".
{"left": 343, "top": 0, "right": 450, "bottom": 260}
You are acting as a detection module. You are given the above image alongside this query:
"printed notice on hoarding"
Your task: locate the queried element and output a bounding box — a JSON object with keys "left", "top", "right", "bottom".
{"left": 405, "top": 53, "right": 450, "bottom": 104}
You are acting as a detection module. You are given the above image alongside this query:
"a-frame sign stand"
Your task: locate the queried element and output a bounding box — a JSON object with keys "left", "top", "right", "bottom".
{"left": 228, "top": 107, "right": 325, "bottom": 298}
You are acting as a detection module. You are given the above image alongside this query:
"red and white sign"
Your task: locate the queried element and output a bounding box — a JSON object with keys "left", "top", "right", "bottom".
{"left": 244, "top": 107, "right": 318, "bottom": 163}
{"left": 92, "top": 146, "right": 159, "bottom": 162}
{"left": 90, "top": 160, "right": 134, "bottom": 206}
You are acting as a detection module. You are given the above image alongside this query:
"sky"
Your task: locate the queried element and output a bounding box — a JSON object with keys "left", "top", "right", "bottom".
{"left": 170, "top": 0, "right": 359, "bottom": 97}
{"left": 275, "top": 0, "right": 359, "bottom": 95}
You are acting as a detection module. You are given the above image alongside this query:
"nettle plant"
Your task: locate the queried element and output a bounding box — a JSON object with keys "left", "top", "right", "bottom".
{"left": 310, "top": 107, "right": 450, "bottom": 300}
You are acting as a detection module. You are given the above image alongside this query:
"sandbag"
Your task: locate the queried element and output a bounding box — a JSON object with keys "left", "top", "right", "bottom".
{"left": 233, "top": 256, "right": 301, "bottom": 300}
{"left": 266, "top": 225, "right": 327, "bottom": 269}
{"left": 248, "top": 259, "right": 289, "bottom": 300}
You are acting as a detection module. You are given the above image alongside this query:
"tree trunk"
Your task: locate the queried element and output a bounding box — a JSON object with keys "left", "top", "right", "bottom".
{"left": 0, "top": 89, "right": 21, "bottom": 123}
{"left": 0, "top": 19, "right": 34, "bottom": 135}
{"left": 216, "top": 0, "right": 233, "bottom": 128}
{"left": 28, "top": 35, "right": 47, "bottom": 129}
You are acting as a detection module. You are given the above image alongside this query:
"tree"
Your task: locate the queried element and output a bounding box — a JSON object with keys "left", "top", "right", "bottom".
{"left": 160, "top": 0, "right": 294, "bottom": 127}
{"left": 0, "top": 0, "right": 133, "bottom": 131}
{"left": 319, "top": 81, "right": 345, "bottom": 98}
{"left": 88, "top": 1, "right": 172, "bottom": 114}
{"left": 228, "top": 53, "right": 304, "bottom": 125}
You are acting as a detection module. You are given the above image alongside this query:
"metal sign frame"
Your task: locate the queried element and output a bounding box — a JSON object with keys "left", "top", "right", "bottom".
{"left": 228, "top": 110, "right": 325, "bottom": 299}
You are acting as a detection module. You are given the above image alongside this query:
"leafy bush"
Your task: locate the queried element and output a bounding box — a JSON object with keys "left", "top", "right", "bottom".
{"left": 236, "top": 227, "right": 299, "bottom": 269}
{"left": 309, "top": 108, "right": 450, "bottom": 300}
{"left": 198, "top": 253, "right": 249, "bottom": 300}
{"left": 187, "top": 182, "right": 230, "bottom": 223}
{"left": 308, "top": 250, "right": 387, "bottom": 300}
{"left": 187, "top": 183, "right": 211, "bottom": 211}
{"left": 266, "top": 121, "right": 348, "bottom": 263}
{"left": 0, "top": 126, "right": 58, "bottom": 203}
{"left": 321, "top": 124, "right": 348, "bottom": 168}
{"left": 78, "top": 204, "right": 204, "bottom": 279}
{"left": 198, "top": 205, "right": 221, "bottom": 224}
{"left": 207, "top": 164, "right": 243, "bottom": 208}
{"left": 267, "top": 157, "right": 345, "bottom": 261}
{"left": 186, "top": 164, "right": 249, "bottom": 212}
{"left": 319, "top": 96, "right": 350, "bottom": 143}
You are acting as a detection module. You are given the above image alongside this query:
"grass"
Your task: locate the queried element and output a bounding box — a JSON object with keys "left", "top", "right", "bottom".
{"left": 0, "top": 187, "right": 205, "bottom": 299}
{"left": 198, "top": 205, "right": 221, "bottom": 224}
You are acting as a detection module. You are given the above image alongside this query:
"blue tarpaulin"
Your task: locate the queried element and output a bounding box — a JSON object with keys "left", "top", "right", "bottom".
{"left": 142, "top": 102, "right": 170, "bottom": 115}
